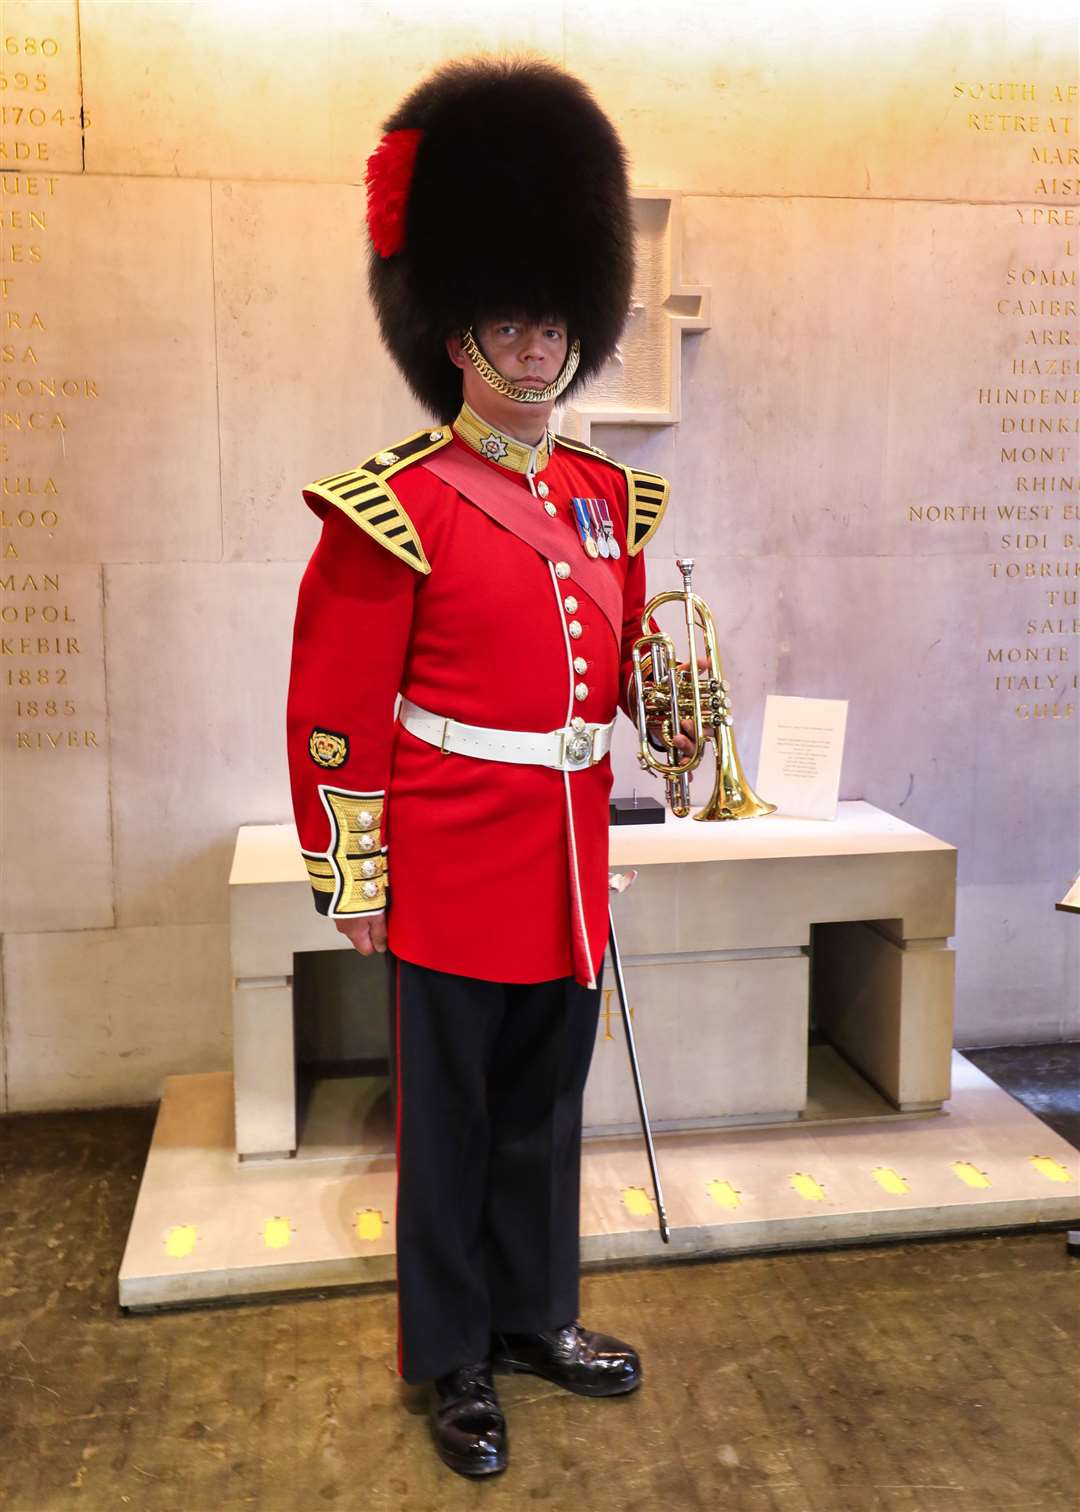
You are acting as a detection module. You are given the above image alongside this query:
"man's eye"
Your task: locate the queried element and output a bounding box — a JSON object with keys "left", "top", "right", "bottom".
{"left": 545, "top": 329, "right": 564, "bottom": 340}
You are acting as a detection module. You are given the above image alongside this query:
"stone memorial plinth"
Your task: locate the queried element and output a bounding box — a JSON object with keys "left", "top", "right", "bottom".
{"left": 592, "top": 802, "right": 956, "bottom": 1130}
{"left": 229, "top": 802, "right": 955, "bottom": 1158}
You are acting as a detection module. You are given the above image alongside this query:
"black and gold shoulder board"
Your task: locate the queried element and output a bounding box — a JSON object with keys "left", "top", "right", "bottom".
{"left": 303, "top": 426, "right": 452, "bottom": 575}
{"left": 555, "top": 434, "right": 669, "bottom": 556}
{"left": 622, "top": 465, "right": 670, "bottom": 555}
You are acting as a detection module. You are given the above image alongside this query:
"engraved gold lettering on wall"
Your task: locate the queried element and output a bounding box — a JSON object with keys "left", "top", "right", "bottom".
{"left": 600, "top": 988, "right": 635, "bottom": 1041}
{"left": 907, "top": 76, "right": 1080, "bottom": 719}
{"left": 1, "top": 15, "right": 99, "bottom": 753}
{"left": 957, "top": 80, "right": 1078, "bottom": 199}
{"left": 0, "top": 15, "right": 86, "bottom": 174}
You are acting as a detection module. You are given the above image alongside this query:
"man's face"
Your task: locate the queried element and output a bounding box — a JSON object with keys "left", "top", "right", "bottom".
{"left": 474, "top": 316, "right": 568, "bottom": 388}
{"left": 447, "top": 315, "right": 569, "bottom": 441}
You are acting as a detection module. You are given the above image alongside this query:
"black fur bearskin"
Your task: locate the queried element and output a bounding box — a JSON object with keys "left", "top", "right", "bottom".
{"left": 368, "top": 56, "right": 634, "bottom": 422}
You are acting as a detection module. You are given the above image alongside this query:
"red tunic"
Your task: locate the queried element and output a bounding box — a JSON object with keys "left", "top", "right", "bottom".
{"left": 286, "top": 415, "right": 668, "bottom": 988}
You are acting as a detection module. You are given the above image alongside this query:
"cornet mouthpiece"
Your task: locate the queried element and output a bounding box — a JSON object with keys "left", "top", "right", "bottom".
{"left": 676, "top": 557, "right": 695, "bottom": 590}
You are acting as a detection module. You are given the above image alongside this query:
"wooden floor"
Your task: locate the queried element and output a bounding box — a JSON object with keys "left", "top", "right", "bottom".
{"left": 2, "top": 1102, "right": 1077, "bottom": 1512}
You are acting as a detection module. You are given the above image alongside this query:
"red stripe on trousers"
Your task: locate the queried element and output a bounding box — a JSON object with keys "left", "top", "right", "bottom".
{"left": 394, "top": 961, "right": 405, "bottom": 1378}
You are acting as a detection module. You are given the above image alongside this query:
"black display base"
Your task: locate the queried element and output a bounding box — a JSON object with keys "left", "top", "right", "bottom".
{"left": 609, "top": 795, "right": 665, "bottom": 825}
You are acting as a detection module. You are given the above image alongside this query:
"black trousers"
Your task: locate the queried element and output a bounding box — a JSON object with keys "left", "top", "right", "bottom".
{"left": 390, "top": 957, "right": 602, "bottom": 1385}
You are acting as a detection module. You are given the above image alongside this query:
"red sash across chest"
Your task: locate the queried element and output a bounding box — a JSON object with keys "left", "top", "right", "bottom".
{"left": 421, "top": 446, "right": 623, "bottom": 648}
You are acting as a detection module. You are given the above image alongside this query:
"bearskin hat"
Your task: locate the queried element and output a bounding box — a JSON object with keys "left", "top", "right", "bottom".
{"left": 366, "top": 57, "right": 634, "bottom": 422}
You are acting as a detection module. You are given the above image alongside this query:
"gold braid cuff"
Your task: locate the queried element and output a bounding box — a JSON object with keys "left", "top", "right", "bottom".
{"left": 460, "top": 327, "right": 581, "bottom": 404}
{"left": 303, "top": 787, "right": 388, "bottom": 916}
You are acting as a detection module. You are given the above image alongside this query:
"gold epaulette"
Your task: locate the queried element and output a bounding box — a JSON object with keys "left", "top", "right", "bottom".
{"left": 303, "top": 426, "right": 452, "bottom": 574}
{"left": 555, "top": 434, "right": 669, "bottom": 556}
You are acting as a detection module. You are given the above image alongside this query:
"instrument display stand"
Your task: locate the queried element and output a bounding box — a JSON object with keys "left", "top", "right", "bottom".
{"left": 609, "top": 795, "right": 665, "bottom": 825}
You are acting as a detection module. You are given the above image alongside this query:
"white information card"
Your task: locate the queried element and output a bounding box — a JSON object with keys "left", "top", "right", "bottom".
{"left": 755, "top": 695, "right": 849, "bottom": 821}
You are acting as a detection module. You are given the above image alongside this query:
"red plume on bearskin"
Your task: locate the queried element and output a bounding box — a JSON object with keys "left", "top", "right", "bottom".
{"left": 365, "top": 128, "right": 423, "bottom": 259}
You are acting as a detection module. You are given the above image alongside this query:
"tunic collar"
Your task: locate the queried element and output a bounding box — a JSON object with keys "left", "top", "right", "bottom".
{"left": 452, "top": 402, "right": 553, "bottom": 477}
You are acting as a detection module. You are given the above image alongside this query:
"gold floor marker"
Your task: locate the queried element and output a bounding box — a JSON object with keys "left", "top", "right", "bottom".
{"left": 262, "top": 1217, "right": 292, "bottom": 1250}
{"left": 872, "top": 1167, "right": 910, "bottom": 1195}
{"left": 706, "top": 1179, "right": 742, "bottom": 1210}
{"left": 1030, "top": 1155, "right": 1072, "bottom": 1184}
{"left": 951, "top": 1161, "right": 991, "bottom": 1189}
{"left": 354, "top": 1209, "right": 384, "bottom": 1241}
{"left": 622, "top": 1186, "right": 656, "bottom": 1218}
{"left": 790, "top": 1172, "right": 826, "bottom": 1202}
{"left": 164, "top": 1224, "right": 197, "bottom": 1258}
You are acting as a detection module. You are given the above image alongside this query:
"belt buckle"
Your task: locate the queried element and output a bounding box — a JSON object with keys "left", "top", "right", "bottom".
{"left": 561, "top": 725, "right": 595, "bottom": 768}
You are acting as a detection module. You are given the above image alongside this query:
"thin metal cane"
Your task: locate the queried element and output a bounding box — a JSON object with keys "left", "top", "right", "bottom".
{"left": 608, "top": 905, "right": 671, "bottom": 1243}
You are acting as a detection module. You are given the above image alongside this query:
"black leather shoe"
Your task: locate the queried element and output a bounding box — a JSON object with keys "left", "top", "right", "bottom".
{"left": 491, "top": 1322, "right": 642, "bottom": 1397}
{"left": 429, "top": 1361, "right": 507, "bottom": 1477}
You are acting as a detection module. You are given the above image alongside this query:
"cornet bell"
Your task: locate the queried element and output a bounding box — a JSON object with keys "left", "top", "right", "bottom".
{"left": 694, "top": 722, "right": 776, "bottom": 822}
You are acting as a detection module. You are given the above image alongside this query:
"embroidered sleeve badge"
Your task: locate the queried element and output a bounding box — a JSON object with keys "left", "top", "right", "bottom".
{"left": 309, "top": 728, "right": 350, "bottom": 769}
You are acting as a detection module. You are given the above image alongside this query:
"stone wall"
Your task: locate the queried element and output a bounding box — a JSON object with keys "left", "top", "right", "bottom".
{"left": 1, "top": 0, "right": 1077, "bottom": 1110}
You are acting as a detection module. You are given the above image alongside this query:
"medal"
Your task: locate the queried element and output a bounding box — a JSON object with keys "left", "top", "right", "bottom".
{"left": 571, "top": 497, "right": 600, "bottom": 559}
{"left": 587, "top": 499, "right": 610, "bottom": 558}
{"left": 597, "top": 498, "right": 621, "bottom": 559}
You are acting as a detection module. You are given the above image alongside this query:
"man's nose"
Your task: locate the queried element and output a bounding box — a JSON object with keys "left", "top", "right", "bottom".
{"left": 518, "top": 326, "right": 550, "bottom": 364}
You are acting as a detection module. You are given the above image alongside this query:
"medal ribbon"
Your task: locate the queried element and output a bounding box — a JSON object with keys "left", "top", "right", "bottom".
{"left": 572, "top": 496, "right": 593, "bottom": 549}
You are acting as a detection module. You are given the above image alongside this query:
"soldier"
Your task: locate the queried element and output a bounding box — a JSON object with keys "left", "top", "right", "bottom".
{"left": 286, "top": 58, "right": 670, "bottom": 1478}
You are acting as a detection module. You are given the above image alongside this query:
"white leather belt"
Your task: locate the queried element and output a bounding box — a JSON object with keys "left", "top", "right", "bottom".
{"left": 400, "top": 698, "right": 614, "bottom": 772}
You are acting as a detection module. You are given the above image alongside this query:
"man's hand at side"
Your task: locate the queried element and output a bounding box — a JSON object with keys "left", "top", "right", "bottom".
{"left": 335, "top": 914, "right": 389, "bottom": 955}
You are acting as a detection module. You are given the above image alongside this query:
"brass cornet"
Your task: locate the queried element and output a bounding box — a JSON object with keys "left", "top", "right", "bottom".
{"left": 631, "top": 558, "right": 776, "bottom": 822}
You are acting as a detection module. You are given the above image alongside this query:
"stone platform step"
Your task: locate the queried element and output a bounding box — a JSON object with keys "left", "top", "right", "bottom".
{"left": 118, "top": 1052, "right": 1079, "bottom": 1309}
